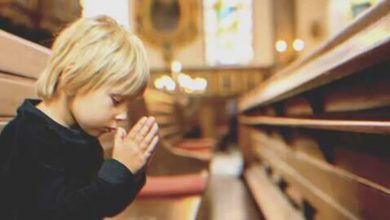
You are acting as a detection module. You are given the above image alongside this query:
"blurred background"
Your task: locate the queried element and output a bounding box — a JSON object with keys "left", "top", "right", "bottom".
{"left": 0, "top": 1, "right": 386, "bottom": 219}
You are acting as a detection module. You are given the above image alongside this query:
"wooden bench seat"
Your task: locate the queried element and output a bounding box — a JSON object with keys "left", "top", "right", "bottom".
{"left": 176, "top": 138, "right": 216, "bottom": 150}
{"left": 238, "top": 2, "right": 390, "bottom": 219}
{"left": 174, "top": 138, "right": 216, "bottom": 160}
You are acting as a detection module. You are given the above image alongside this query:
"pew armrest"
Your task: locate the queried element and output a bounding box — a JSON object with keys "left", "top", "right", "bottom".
{"left": 138, "top": 171, "right": 209, "bottom": 198}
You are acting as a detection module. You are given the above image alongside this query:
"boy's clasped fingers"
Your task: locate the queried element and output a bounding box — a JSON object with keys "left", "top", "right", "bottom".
{"left": 127, "top": 116, "right": 159, "bottom": 151}
{"left": 128, "top": 117, "right": 148, "bottom": 139}
{"left": 146, "top": 136, "right": 159, "bottom": 156}
{"left": 141, "top": 123, "right": 159, "bottom": 149}
{"left": 139, "top": 117, "right": 156, "bottom": 136}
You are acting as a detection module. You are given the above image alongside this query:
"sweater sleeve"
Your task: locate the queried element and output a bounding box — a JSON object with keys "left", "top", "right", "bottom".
{"left": 1, "top": 107, "right": 147, "bottom": 219}
{"left": 2, "top": 117, "right": 146, "bottom": 219}
{"left": 37, "top": 159, "right": 146, "bottom": 219}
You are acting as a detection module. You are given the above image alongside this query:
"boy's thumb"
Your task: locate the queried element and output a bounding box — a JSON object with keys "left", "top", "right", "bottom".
{"left": 114, "top": 127, "right": 126, "bottom": 144}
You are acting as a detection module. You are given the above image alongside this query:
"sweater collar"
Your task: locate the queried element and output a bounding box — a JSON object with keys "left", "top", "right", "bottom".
{"left": 17, "top": 99, "right": 98, "bottom": 145}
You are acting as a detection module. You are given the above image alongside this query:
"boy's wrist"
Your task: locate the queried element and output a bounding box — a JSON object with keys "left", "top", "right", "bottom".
{"left": 98, "top": 159, "right": 136, "bottom": 185}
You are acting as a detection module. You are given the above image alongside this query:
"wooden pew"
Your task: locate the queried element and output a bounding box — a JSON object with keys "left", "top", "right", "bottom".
{"left": 238, "top": 1, "right": 390, "bottom": 220}
{"left": 0, "top": 29, "right": 50, "bottom": 131}
{"left": 144, "top": 89, "right": 216, "bottom": 161}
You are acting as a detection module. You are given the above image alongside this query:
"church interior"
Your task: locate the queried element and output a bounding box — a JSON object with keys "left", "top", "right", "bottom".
{"left": 0, "top": 0, "right": 389, "bottom": 219}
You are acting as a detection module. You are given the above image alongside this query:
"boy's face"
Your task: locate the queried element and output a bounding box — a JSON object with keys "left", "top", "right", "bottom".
{"left": 69, "top": 85, "right": 133, "bottom": 137}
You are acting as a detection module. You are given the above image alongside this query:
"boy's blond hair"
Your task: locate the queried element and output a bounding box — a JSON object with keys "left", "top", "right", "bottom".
{"left": 36, "top": 15, "right": 149, "bottom": 99}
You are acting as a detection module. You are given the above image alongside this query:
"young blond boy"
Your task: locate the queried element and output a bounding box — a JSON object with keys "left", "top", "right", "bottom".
{"left": 0, "top": 16, "right": 159, "bottom": 219}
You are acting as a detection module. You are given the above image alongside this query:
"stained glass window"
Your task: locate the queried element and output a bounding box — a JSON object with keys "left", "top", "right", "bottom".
{"left": 204, "top": 0, "right": 253, "bottom": 66}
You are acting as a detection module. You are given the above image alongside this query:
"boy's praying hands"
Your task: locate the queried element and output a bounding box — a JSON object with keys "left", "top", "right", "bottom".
{"left": 113, "top": 117, "right": 159, "bottom": 174}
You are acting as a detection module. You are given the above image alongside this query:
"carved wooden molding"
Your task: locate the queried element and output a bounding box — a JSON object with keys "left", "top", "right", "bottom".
{"left": 135, "top": 0, "right": 200, "bottom": 59}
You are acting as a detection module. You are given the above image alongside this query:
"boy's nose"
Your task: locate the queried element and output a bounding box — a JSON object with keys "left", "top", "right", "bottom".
{"left": 115, "top": 112, "right": 127, "bottom": 122}
{"left": 112, "top": 113, "right": 127, "bottom": 128}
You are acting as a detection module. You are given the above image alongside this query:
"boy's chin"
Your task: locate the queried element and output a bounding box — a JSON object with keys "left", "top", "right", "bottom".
{"left": 95, "top": 130, "right": 106, "bottom": 137}
{"left": 84, "top": 129, "right": 104, "bottom": 137}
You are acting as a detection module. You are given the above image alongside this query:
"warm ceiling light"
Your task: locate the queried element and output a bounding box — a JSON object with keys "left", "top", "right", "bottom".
{"left": 154, "top": 75, "right": 176, "bottom": 91}
{"left": 275, "top": 40, "right": 287, "bottom": 52}
{"left": 171, "top": 60, "right": 182, "bottom": 73}
{"left": 177, "top": 73, "right": 192, "bottom": 88}
{"left": 293, "top": 39, "right": 305, "bottom": 51}
{"left": 193, "top": 78, "right": 208, "bottom": 91}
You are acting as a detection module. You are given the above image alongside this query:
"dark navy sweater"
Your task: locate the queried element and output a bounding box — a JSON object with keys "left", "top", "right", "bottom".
{"left": 0, "top": 99, "right": 145, "bottom": 219}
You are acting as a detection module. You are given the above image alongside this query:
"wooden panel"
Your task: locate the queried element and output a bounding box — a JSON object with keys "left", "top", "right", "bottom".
{"left": 154, "top": 115, "right": 177, "bottom": 124}
{"left": 146, "top": 103, "right": 176, "bottom": 115}
{"left": 0, "top": 73, "right": 36, "bottom": 116}
{"left": 244, "top": 165, "right": 304, "bottom": 220}
{"left": 282, "top": 78, "right": 390, "bottom": 117}
{"left": 239, "top": 115, "right": 390, "bottom": 134}
{"left": 159, "top": 125, "right": 182, "bottom": 138}
{"left": 283, "top": 97, "right": 313, "bottom": 116}
{"left": 289, "top": 132, "right": 327, "bottom": 161}
{"left": 273, "top": 128, "right": 389, "bottom": 188}
{"left": 238, "top": 125, "right": 257, "bottom": 165}
{"left": 165, "top": 135, "right": 182, "bottom": 146}
{"left": 252, "top": 130, "right": 390, "bottom": 220}
{"left": 144, "top": 89, "right": 176, "bottom": 104}
{"left": 332, "top": 143, "right": 390, "bottom": 188}
{"left": 323, "top": 74, "right": 390, "bottom": 113}
{"left": 239, "top": 1, "right": 390, "bottom": 112}
{"left": 281, "top": 65, "right": 390, "bottom": 117}
{"left": 257, "top": 149, "right": 356, "bottom": 219}
{"left": 0, "top": 30, "right": 50, "bottom": 78}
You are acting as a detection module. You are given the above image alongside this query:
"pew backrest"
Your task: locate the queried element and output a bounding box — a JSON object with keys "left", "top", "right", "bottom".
{"left": 238, "top": 2, "right": 390, "bottom": 220}
{"left": 0, "top": 30, "right": 50, "bottom": 132}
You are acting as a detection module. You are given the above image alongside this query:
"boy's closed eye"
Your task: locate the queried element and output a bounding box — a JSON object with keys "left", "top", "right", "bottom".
{"left": 110, "top": 96, "right": 124, "bottom": 106}
{"left": 110, "top": 93, "right": 133, "bottom": 106}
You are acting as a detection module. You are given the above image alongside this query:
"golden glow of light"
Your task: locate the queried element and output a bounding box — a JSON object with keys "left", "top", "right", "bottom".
{"left": 275, "top": 40, "right": 287, "bottom": 52}
{"left": 176, "top": 73, "right": 208, "bottom": 94}
{"left": 193, "top": 78, "right": 208, "bottom": 91}
{"left": 177, "top": 73, "right": 192, "bottom": 88}
{"left": 293, "top": 39, "right": 305, "bottom": 51}
{"left": 171, "top": 60, "right": 182, "bottom": 73}
{"left": 154, "top": 75, "right": 176, "bottom": 91}
{"left": 80, "top": 0, "right": 130, "bottom": 29}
